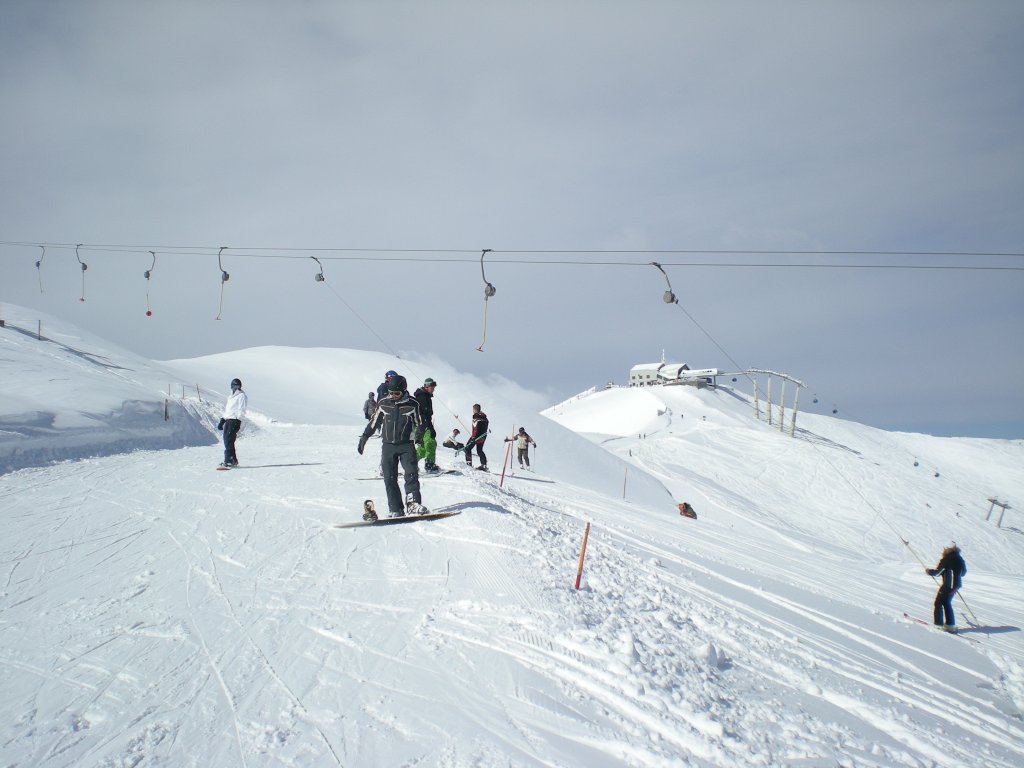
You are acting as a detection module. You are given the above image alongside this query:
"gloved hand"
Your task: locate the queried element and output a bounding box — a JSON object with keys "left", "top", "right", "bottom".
{"left": 926, "top": 568, "right": 937, "bottom": 576}
{"left": 357, "top": 435, "right": 368, "bottom": 455}
{"left": 217, "top": 418, "right": 225, "bottom": 430}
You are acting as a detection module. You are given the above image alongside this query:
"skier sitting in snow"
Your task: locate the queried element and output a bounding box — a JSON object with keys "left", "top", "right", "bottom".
{"left": 503, "top": 427, "right": 536, "bottom": 469}
{"left": 926, "top": 544, "right": 966, "bottom": 633}
{"left": 358, "top": 374, "right": 429, "bottom": 519}
{"left": 443, "top": 428, "right": 465, "bottom": 451}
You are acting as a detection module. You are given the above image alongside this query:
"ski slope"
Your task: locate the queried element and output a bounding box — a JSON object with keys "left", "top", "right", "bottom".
{"left": 1, "top": 306, "right": 1022, "bottom": 767}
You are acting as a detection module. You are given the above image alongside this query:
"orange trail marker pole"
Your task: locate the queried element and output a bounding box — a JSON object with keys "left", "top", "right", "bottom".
{"left": 574, "top": 522, "right": 591, "bottom": 590}
{"left": 499, "top": 424, "right": 514, "bottom": 487}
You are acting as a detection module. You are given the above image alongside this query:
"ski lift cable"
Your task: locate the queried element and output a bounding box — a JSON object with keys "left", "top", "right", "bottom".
{"left": 35, "top": 245, "right": 44, "bottom": 293}
{"left": 75, "top": 243, "right": 87, "bottom": 302}
{"left": 476, "top": 248, "right": 495, "bottom": 352}
{"left": 321, "top": 279, "right": 470, "bottom": 434}
{"left": 5, "top": 240, "right": 1022, "bottom": 260}
{"left": 216, "top": 246, "right": 229, "bottom": 320}
{"left": 311, "top": 256, "right": 326, "bottom": 282}
{"left": 656, "top": 265, "right": 948, "bottom": 590}
{"left": 144, "top": 251, "right": 156, "bottom": 316}
{"left": 651, "top": 262, "right": 678, "bottom": 305}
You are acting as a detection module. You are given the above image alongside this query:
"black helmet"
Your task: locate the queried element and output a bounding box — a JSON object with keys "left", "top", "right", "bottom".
{"left": 387, "top": 374, "right": 407, "bottom": 393}
{"left": 231, "top": 378, "right": 242, "bottom": 389}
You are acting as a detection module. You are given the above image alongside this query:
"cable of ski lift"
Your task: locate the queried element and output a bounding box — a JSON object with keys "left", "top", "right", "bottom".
{"left": 144, "top": 251, "right": 156, "bottom": 316}
{"left": 476, "top": 248, "right": 496, "bottom": 352}
{"left": 651, "top": 261, "right": 678, "bottom": 304}
{"left": 75, "top": 243, "right": 88, "bottom": 302}
{"left": 216, "top": 246, "right": 229, "bottom": 320}
{"left": 35, "top": 245, "right": 45, "bottom": 293}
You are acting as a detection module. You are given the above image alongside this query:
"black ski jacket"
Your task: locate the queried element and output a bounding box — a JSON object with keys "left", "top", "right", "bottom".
{"left": 928, "top": 549, "right": 966, "bottom": 592}
{"left": 413, "top": 387, "right": 435, "bottom": 434}
{"left": 361, "top": 394, "right": 421, "bottom": 446}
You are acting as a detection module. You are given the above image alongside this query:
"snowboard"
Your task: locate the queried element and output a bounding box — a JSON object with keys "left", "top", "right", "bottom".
{"left": 333, "top": 510, "right": 462, "bottom": 529}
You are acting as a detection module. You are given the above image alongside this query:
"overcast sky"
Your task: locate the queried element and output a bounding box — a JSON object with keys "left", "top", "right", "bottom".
{"left": 1, "top": 1, "right": 1022, "bottom": 438}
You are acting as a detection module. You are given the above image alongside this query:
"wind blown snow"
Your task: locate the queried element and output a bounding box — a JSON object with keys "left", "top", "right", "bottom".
{"left": 2, "top": 304, "right": 1022, "bottom": 767}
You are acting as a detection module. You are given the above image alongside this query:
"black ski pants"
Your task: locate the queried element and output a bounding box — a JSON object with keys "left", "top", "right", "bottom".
{"left": 381, "top": 441, "right": 421, "bottom": 516}
{"left": 223, "top": 419, "right": 242, "bottom": 464}
{"left": 465, "top": 437, "right": 486, "bottom": 467}
{"left": 933, "top": 586, "right": 956, "bottom": 626}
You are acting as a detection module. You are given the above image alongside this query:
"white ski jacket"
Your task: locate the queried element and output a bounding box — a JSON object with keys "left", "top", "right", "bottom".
{"left": 223, "top": 390, "right": 248, "bottom": 420}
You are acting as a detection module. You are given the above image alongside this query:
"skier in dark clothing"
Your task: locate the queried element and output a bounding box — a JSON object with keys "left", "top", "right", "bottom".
{"left": 376, "top": 370, "right": 399, "bottom": 402}
{"left": 464, "top": 403, "right": 489, "bottom": 470}
{"left": 358, "top": 375, "right": 429, "bottom": 519}
{"left": 413, "top": 378, "right": 439, "bottom": 472}
{"left": 926, "top": 544, "right": 967, "bottom": 632}
{"left": 362, "top": 392, "right": 376, "bottom": 420}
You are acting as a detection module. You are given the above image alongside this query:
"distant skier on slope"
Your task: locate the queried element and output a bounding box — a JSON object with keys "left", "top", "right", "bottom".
{"left": 926, "top": 544, "right": 967, "bottom": 633}
{"left": 362, "top": 392, "right": 376, "bottom": 420}
{"left": 218, "top": 378, "right": 248, "bottom": 468}
{"left": 358, "top": 374, "right": 429, "bottom": 519}
{"left": 503, "top": 427, "right": 536, "bottom": 470}
{"left": 464, "top": 403, "right": 489, "bottom": 471}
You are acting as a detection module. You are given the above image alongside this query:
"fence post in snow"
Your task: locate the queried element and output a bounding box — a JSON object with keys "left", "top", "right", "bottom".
{"left": 766, "top": 375, "right": 773, "bottom": 426}
{"left": 790, "top": 384, "right": 802, "bottom": 436}
{"left": 752, "top": 373, "right": 759, "bottom": 421}
{"left": 779, "top": 378, "right": 787, "bottom": 433}
{"left": 574, "top": 522, "right": 591, "bottom": 590}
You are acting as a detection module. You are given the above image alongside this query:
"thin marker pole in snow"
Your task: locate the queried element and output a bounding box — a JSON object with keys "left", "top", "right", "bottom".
{"left": 499, "top": 425, "right": 513, "bottom": 487}
{"left": 574, "top": 522, "right": 591, "bottom": 590}
{"left": 622, "top": 467, "right": 627, "bottom": 499}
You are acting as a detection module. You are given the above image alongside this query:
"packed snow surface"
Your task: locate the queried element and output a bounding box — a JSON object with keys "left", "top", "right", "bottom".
{"left": 2, "top": 305, "right": 1023, "bottom": 767}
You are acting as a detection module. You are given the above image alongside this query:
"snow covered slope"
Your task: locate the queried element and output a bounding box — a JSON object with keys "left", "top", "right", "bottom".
{"left": 1, "top": 306, "right": 219, "bottom": 473}
{"left": 2, "top": 309, "right": 1023, "bottom": 767}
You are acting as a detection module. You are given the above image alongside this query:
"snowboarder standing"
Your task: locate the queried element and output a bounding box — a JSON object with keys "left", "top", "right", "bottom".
{"left": 218, "top": 378, "right": 247, "bottom": 468}
{"left": 464, "top": 403, "right": 489, "bottom": 470}
{"left": 413, "top": 378, "right": 440, "bottom": 472}
{"left": 926, "top": 544, "right": 967, "bottom": 632}
{"left": 504, "top": 427, "right": 536, "bottom": 470}
{"left": 362, "top": 392, "right": 376, "bottom": 420}
{"left": 358, "top": 374, "right": 429, "bottom": 518}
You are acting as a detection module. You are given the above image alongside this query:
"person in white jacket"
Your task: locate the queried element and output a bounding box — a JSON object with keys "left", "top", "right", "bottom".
{"left": 218, "top": 378, "right": 248, "bottom": 467}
